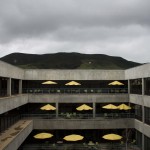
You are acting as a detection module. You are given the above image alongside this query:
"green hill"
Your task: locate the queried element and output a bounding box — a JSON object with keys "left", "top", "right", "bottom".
{"left": 0, "top": 52, "right": 141, "bottom": 69}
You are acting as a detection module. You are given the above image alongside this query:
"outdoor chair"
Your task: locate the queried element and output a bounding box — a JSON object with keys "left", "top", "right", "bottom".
{"left": 84, "top": 89, "right": 87, "bottom": 93}
{"left": 66, "top": 113, "right": 71, "bottom": 119}
{"left": 60, "top": 112, "right": 65, "bottom": 118}
{"left": 131, "top": 139, "right": 136, "bottom": 144}
{"left": 90, "top": 90, "right": 94, "bottom": 93}
{"left": 104, "top": 113, "right": 108, "bottom": 118}
{"left": 88, "top": 141, "right": 95, "bottom": 146}
{"left": 34, "top": 89, "right": 37, "bottom": 93}
{"left": 97, "top": 89, "right": 102, "bottom": 93}
{"left": 83, "top": 142, "right": 88, "bottom": 148}
{"left": 115, "top": 113, "right": 119, "bottom": 118}
{"left": 29, "top": 90, "right": 33, "bottom": 93}
{"left": 120, "top": 141, "right": 124, "bottom": 145}
{"left": 72, "top": 112, "right": 76, "bottom": 118}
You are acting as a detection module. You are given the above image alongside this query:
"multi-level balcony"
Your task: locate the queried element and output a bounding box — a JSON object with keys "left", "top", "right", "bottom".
{"left": 0, "top": 61, "right": 150, "bottom": 149}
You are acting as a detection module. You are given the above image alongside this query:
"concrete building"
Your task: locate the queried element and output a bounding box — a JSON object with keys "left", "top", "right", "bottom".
{"left": 0, "top": 60, "right": 150, "bottom": 150}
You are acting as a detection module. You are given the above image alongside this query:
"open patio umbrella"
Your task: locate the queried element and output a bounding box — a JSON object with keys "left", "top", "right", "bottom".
{"left": 65, "top": 81, "right": 81, "bottom": 85}
{"left": 42, "top": 81, "right": 57, "bottom": 84}
{"left": 40, "top": 104, "right": 56, "bottom": 110}
{"left": 63, "top": 134, "right": 84, "bottom": 141}
{"left": 108, "top": 81, "right": 124, "bottom": 85}
{"left": 102, "top": 104, "right": 118, "bottom": 110}
{"left": 102, "top": 133, "right": 122, "bottom": 141}
{"left": 34, "top": 133, "right": 53, "bottom": 139}
{"left": 117, "top": 104, "right": 131, "bottom": 110}
{"left": 102, "top": 133, "right": 123, "bottom": 149}
{"left": 102, "top": 104, "right": 118, "bottom": 118}
{"left": 76, "top": 104, "right": 93, "bottom": 111}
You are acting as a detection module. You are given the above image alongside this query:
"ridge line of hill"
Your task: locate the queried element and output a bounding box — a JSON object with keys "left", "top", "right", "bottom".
{"left": 0, "top": 52, "right": 141, "bottom": 69}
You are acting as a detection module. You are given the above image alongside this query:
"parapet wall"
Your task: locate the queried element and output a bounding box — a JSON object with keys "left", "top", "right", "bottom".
{"left": 0, "top": 61, "right": 24, "bottom": 79}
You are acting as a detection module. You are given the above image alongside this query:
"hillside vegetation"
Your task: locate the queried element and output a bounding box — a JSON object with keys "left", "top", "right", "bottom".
{"left": 0, "top": 52, "right": 141, "bottom": 69}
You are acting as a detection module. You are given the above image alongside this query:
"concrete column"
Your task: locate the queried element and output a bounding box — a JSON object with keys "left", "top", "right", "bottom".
{"left": 142, "top": 78, "right": 145, "bottom": 123}
{"left": 93, "top": 102, "right": 95, "bottom": 118}
{"left": 142, "top": 78, "right": 144, "bottom": 96}
{"left": 142, "top": 78, "right": 145, "bottom": 150}
{"left": 128, "top": 80, "right": 131, "bottom": 107}
{"left": 56, "top": 102, "right": 58, "bottom": 118}
{"left": 0, "top": 79, "right": 2, "bottom": 90}
{"left": 142, "top": 134, "right": 144, "bottom": 150}
{"left": 7, "top": 78, "right": 11, "bottom": 96}
{"left": 128, "top": 80, "right": 130, "bottom": 94}
{"left": 19, "top": 79, "right": 22, "bottom": 94}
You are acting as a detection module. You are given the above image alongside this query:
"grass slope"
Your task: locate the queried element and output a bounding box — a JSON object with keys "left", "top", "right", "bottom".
{"left": 0, "top": 52, "right": 141, "bottom": 69}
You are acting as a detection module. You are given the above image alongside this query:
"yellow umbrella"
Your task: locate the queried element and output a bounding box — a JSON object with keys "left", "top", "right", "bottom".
{"left": 102, "top": 133, "right": 122, "bottom": 141}
{"left": 102, "top": 104, "right": 118, "bottom": 110}
{"left": 34, "top": 133, "right": 53, "bottom": 139}
{"left": 108, "top": 81, "right": 124, "bottom": 85}
{"left": 63, "top": 134, "right": 84, "bottom": 141}
{"left": 65, "top": 81, "right": 81, "bottom": 85}
{"left": 117, "top": 104, "right": 131, "bottom": 110}
{"left": 42, "top": 81, "right": 57, "bottom": 84}
{"left": 76, "top": 104, "right": 93, "bottom": 111}
{"left": 40, "top": 104, "right": 56, "bottom": 110}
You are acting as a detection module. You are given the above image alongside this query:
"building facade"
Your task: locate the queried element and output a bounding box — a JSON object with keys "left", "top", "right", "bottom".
{"left": 0, "top": 60, "right": 150, "bottom": 150}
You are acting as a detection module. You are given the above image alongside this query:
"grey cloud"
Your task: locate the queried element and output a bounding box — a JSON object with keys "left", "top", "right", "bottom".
{"left": 0, "top": 0, "right": 150, "bottom": 63}
{"left": 0, "top": 0, "right": 150, "bottom": 41}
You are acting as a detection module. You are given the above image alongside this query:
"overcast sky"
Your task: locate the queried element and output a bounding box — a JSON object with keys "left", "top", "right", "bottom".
{"left": 0, "top": 0, "right": 150, "bottom": 63}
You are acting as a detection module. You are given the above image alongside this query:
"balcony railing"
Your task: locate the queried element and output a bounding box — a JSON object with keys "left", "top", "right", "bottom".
{"left": 145, "top": 90, "right": 150, "bottom": 96}
{"left": 18, "top": 143, "right": 141, "bottom": 150}
{"left": 22, "top": 88, "right": 128, "bottom": 94}
{"left": 145, "top": 118, "right": 150, "bottom": 126}
{"left": 0, "top": 90, "right": 7, "bottom": 97}
{"left": 21, "top": 113, "right": 135, "bottom": 120}
{"left": 0, "top": 113, "right": 135, "bottom": 134}
{"left": 135, "top": 115, "right": 142, "bottom": 122}
{"left": 0, "top": 115, "right": 21, "bottom": 133}
{"left": 130, "top": 89, "right": 142, "bottom": 95}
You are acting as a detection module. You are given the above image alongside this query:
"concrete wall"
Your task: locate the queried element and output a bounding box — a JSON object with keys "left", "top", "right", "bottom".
{"left": 134, "top": 119, "right": 150, "bottom": 138}
{"left": 0, "top": 60, "right": 149, "bottom": 81}
{"left": 125, "top": 63, "right": 150, "bottom": 79}
{"left": 129, "top": 94, "right": 150, "bottom": 108}
{"left": 28, "top": 94, "right": 129, "bottom": 103}
{"left": 24, "top": 69, "right": 125, "bottom": 80}
{"left": 3, "top": 120, "right": 33, "bottom": 150}
{"left": 0, "top": 95, "right": 28, "bottom": 114}
{"left": 0, "top": 61, "right": 24, "bottom": 79}
{"left": 33, "top": 118, "right": 134, "bottom": 129}
{"left": 129, "top": 94, "right": 143, "bottom": 106}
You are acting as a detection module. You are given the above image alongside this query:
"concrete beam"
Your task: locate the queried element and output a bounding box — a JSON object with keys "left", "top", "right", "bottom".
{"left": 28, "top": 94, "right": 129, "bottom": 103}
{"left": 33, "top": 118, "right": 134, "bottom": 129}
{"left": 24, "top": 69, "right": 125, "bottom": 80}
{"left": 0, "top": 61, "right": 24, "bottom": 79}
{"left": 134, "top": 119, "right": 150, "bottom": 138}
{"left": 129, "top": 94, "right": 150, "bottom": 108}
{"left": 0, "top": 95, "right": 28, "bottom": 114}
{"left": 125, "top": 63, "right": 150, "bottom": 79}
